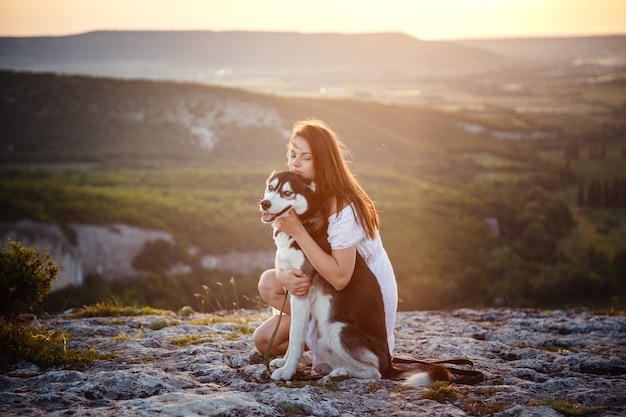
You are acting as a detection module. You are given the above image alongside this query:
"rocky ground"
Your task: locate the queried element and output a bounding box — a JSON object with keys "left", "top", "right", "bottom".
{"left": 1, "top": 308, "right": 625, "bottom": 416}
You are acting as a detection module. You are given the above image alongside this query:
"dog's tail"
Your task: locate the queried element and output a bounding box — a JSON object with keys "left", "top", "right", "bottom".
{"left": 388, "top": 357, "right": 484, "bottom": 387}
{"left": 384, "top": 362, "right": 451, "bottom": 387}
{"left": 402, "top": 365, "right": 452, "bottom": 388}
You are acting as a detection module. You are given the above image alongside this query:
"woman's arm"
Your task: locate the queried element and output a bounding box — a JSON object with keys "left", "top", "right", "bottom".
{"left": 275, "top": 211, "right": 356, "bottom": 291}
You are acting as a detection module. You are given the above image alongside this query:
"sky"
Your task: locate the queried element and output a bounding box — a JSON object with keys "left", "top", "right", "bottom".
{"left": 1, "top": 0, "right": 625, "bottom": 40}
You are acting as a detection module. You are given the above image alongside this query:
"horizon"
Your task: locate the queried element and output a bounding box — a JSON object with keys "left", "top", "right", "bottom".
{"left": 1, "top": 0, "right": 626, "bottom": 41}
{"left": 1, "top": 28, "right": 625, "bottom": 42}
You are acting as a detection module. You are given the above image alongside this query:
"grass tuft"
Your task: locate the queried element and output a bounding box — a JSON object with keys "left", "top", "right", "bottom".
{"left": 422, "top": 381, "right": 462, "bottom": 403}
{"left": 69, "top": 300, "right": 172, "bottom": 318}
{"left": 533, "top": 398, "right": 604, "bottom": 416}
{"left": 0, "top": 319, "right": 115, "bottom": 371}
{"left": 170, "top": 334, "right": 213, "bottom": 346}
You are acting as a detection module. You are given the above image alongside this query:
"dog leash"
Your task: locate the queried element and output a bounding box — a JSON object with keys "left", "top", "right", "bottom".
{"left": 264, "top": 292, "right": 289, "bottom": 374}
{"left": 263, "top": 291, "right": 324, "bottom": 381}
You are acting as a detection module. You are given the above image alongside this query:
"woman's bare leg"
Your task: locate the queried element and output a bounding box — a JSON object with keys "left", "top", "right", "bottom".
{"left": 253, "top": 269, "right": 291, "bottom": 355}
{"left": 253, "top": 313, "right": 291, "bottom": 356}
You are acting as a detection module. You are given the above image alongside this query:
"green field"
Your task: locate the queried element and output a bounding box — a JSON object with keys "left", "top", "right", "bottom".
{"left": 1, "top": 71, "right": 625, "bottom": 312}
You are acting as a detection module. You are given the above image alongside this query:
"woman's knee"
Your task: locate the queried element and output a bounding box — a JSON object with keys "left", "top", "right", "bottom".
{"left": 258, "top": 269, "right": 277, "bottom": 300}
{"left": 253, "top": 318, "right": 277, "bottom": 350}
{"left": 253, "top": 315, "right": 290, "bottom": 355}
{"left": 252, "top": 321, "right": 269, "bottom": 352}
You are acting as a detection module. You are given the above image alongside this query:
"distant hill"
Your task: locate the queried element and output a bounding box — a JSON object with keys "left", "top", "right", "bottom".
{"left": 2, "top": 30, "right": 624, "bottom": 103}
{"left": 0, "top": 70, "right": 494, "bottom": 175}
{"left": 2, "top": 31, "right": 624, "bottom": 80}
{"left": 455, "top": 35, "right": 626, "bottom": 64}
{"left": 0, "top": 30, "right": 497, "bottom": 69}
{"left": 0, "top": 30, "right": 500, "bottom": 92}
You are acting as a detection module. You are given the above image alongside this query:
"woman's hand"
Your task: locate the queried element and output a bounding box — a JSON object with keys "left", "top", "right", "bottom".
{"left": 274, "top": 209, "right": 306, "bottom": 239}
{"left": 276, "top": 268, "right": 311, "bottom": 297}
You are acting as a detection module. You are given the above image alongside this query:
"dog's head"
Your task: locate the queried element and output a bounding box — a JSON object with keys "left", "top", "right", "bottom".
{"left": 260, "top": 171, "right": 317, "bottom": 224}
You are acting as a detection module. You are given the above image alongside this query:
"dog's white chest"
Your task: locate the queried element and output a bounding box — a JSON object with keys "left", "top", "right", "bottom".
{"left": 274, "top": 230, "right": 306, "bottom": 270}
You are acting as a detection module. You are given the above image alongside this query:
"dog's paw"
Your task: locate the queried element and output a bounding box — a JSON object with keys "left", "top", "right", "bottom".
{"left": 328, "top": 367, "right": 350, "bottom": 378}
{"left": 270, "top": 357, "right": 286, "bottom": 369}
{"left": 271, "top": 366, "right": 296, "bottom": 381}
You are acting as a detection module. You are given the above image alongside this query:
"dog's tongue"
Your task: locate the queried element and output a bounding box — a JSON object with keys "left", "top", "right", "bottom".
{"left": 261, "top": 212, "right": 275, "bottom": 222}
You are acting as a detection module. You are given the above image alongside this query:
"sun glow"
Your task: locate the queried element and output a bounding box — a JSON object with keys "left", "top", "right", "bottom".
{"left": 0, "top": 0, "right": 625, "bottom": 39}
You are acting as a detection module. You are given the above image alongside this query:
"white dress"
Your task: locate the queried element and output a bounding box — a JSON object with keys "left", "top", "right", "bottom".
{"left": 306, "top": 203, "right": 398, "bottom": 365}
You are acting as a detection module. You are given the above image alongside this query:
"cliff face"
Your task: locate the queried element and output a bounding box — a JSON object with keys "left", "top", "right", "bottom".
{"left": 2, "top": 308, "right": 625, "bottom": 416}
{"left": 0, "top": 220, "right": 174, "bottom": 289}
{"left": 0, "top": 221, "right": 274, "bottom": 291}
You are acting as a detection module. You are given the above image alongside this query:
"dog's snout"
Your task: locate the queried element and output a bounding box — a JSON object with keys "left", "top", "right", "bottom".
{"left": 261, "top": 200, "right": 271, "bottom": 210}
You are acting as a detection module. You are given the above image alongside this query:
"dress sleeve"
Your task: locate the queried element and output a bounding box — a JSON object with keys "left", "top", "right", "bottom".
{"left": 327, "top": 205, "right": 366, "bottom": 250}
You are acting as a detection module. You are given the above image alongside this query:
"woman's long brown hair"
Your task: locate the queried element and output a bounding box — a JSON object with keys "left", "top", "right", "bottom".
{"left": 288, "top": 119, "right": 379, "bottom": 239}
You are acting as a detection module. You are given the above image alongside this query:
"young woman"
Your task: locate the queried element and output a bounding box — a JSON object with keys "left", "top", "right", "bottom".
{"left": 253, "top": 119, "right": 398, "bottom": 373}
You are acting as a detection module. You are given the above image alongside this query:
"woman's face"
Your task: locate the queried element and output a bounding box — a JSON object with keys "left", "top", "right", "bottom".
{"left": 288, "top": 136, "right": 315, "bottom": 180}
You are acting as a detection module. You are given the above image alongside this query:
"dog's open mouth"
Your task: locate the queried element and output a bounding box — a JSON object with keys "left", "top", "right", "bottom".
{"left": 261, "top": 211, "right": 277, "bottom": 223}
{"left": 260, "top": 205, "right": 292, "bottom": 223}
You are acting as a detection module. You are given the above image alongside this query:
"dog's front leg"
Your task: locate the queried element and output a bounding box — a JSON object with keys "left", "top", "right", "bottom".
{"left": 270, "top": 295, "right": 310, "bottom": 380}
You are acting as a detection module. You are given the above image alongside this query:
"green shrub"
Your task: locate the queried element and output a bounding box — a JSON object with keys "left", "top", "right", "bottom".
{"left": 0, "top": 239, "right": 58, "bottom": 321}
{"left": 0, "top": 240, "right": 107, "bottom": 372}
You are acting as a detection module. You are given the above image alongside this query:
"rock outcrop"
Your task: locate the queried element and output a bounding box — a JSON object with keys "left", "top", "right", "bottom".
{"left": 1, "top": 308, "right": 625, "bottom": 416}
{"left": 0, "top": 221, "right": 274, "bottom": 291}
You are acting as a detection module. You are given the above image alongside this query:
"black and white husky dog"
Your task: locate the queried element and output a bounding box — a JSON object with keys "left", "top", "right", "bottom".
{"left": 260, "top": 171, "right": 450, "bottom": 386}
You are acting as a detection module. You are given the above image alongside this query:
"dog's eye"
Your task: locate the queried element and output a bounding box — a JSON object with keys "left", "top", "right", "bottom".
{"left": 283, "top": 191, "right": 292, "bottom": 197}
{"left": 268, "top": 185, "right": 274, "bottom": 191}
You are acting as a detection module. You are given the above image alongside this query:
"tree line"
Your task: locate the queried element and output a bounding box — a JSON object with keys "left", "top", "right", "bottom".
{"left": 578, "top": 178, "right": 626, "bottom": 208}
{"left": 563, "top": 144, "right": 626, "bottom": 160}
{"left": 43, "top": 174, "right": 626, "bottom": 313}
